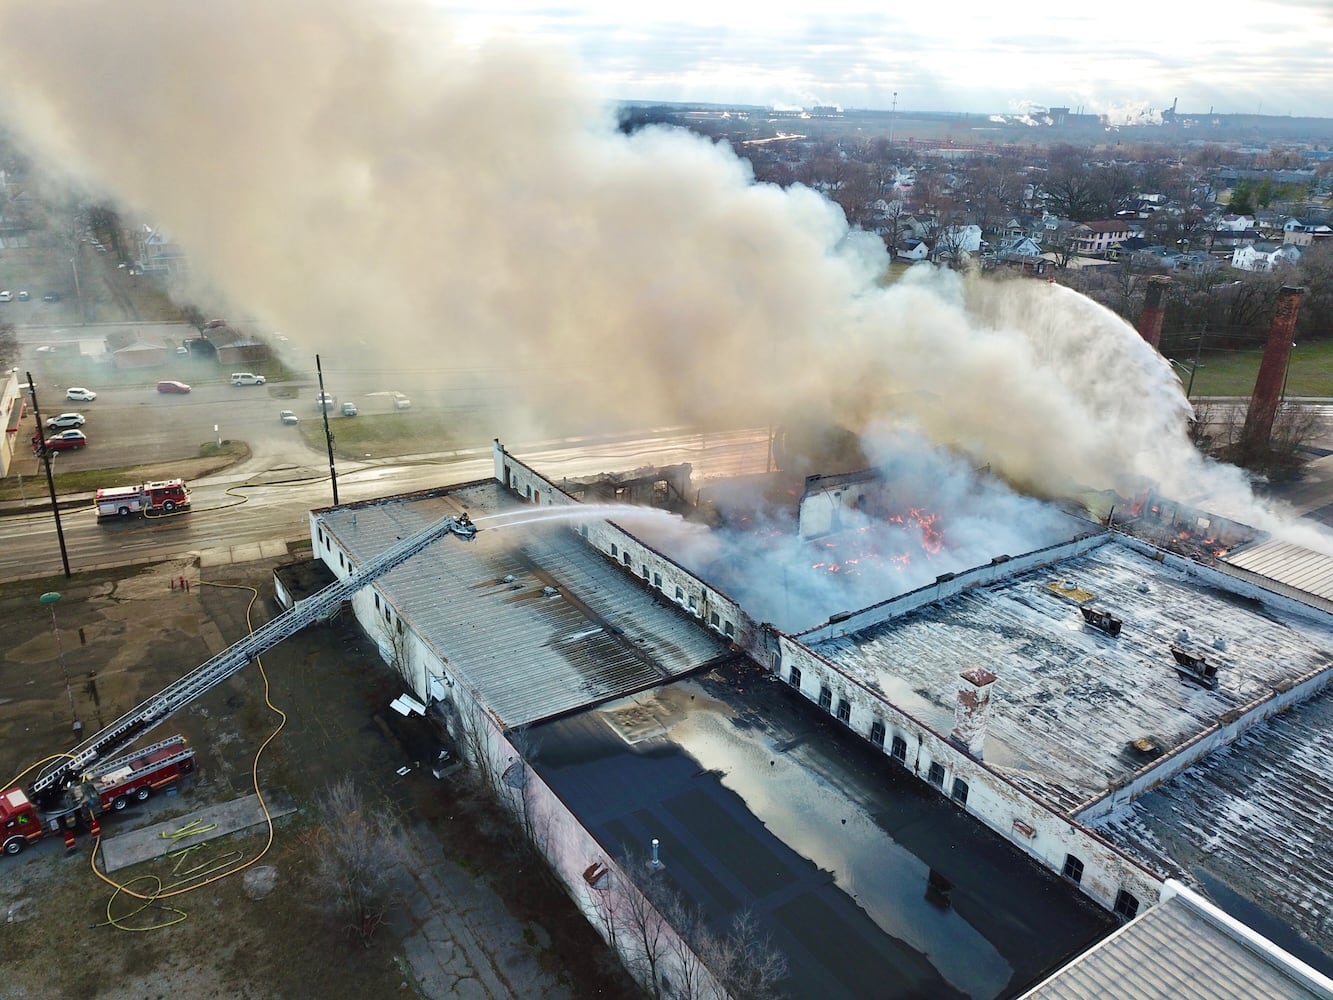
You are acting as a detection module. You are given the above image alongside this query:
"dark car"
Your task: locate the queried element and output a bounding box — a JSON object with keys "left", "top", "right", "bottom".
{"left": 157, "top": 380, "right": 191, "bottom": 394}
{"left": 42, "top": 429, "right": 87, "bottom": 451}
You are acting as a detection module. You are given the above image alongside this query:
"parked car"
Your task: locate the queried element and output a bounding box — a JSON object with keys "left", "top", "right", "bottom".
{"left": 17, "top": 291, "right": 29, "bottom": 301}
{"left": 42, "top": 292, "right": 61, "bottom": 302}
{"left": 206, "top": 318, "right": 228, "bottom": 329}
{"left": 0, "top": 291, "right": 11, "bottom": 302}
{"left": 66, "top": 387, "right": 97, "bottom": 401}
{"left": 230, "top": 373, "right": 266, "bottom": 386}
{"left": 156, "top": 380, "right": 191, "bottom": 394}
{"left": 44, "top": 430, "right": 87, "bottom": 451}
{"left": 175, "top": 345, "right": 190, "bottom": 356}
{"left": 45, "top": 413, "right": 86, "bottom": 430}
{"left": 341, "top": 401, "right": 358, "bottom": 417}
{"left": 393, "top": 395, "right": 412, "bottom": 411}
{"left": 315, "top": 392, "right": 335, "bottom": 412}
{"left": 279, "top": 410, "right": 300, "bottom": 425}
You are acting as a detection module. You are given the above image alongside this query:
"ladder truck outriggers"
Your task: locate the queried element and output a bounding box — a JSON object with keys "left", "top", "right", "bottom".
{"left": 2, "top": 509, "right": 479, "bottom": 857}
{"left": 95, "top": 479, "right": 192, "bottom": 519}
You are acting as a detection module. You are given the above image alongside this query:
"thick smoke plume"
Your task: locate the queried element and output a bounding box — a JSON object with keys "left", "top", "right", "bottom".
{"left": 0, "top": 0, "right": 1323, "bottom": 558}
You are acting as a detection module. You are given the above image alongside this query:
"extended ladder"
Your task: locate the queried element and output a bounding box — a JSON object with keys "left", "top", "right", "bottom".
{"left": 31, "top": 513, "right": 472, "bottom": 796}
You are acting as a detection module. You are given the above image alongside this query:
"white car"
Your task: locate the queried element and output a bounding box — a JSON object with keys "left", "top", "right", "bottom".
{"left": 0, "top": 291, "right": 12, "bottom": 302}
{"left": 66, "top": 387, "right": 98, "bottom": 401}
{"left": 46, "top": 412, "right": 86, "bottom": 430}
{"left": 230, "top": 372, "right": 266, "bottom": 386}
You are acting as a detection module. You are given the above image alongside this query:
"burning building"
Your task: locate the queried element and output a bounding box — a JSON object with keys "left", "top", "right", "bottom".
{"left": 304, "top": 439, "right": 1333, "bottom": 998}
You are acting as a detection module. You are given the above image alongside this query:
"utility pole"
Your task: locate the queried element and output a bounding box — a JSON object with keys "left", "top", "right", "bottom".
{"left": 889, "top": 91, "right": 898, "bottom": 147}
{"left": 1187, "top": 323, "right": 1206, "bottom": 399}
{"left": 316, "top": 354, "right": 339, "bottom": 505}
{"left": 26, "top": 372, "right": 72, "bottom": 578}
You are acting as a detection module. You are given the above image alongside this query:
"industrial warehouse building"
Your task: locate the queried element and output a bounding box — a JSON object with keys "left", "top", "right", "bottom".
{"left": 299, "top": 439, "right": 1333, "bottom": 999}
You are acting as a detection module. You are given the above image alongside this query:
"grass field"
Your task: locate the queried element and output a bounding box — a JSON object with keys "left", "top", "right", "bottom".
{"left": 1165, "top": 339, "right": 1333, "bottom": 398}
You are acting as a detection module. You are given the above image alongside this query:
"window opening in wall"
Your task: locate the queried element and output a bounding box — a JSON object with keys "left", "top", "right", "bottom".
{"left": 710, "top": 612, "right": 720, "bottom": 628}
{"left": 724, "top": 621, "right": 734, "bottom": 637}
{"left": 396, "top": 618, "right": 404, "bottom": 635}
{"left": 526, "top": 485, "right": 532, "bottom": 499}
{"left": 338, "top": 552, "right": 345, "bottom": 569}
{"left": 642, "top": 566, "right": 650, "bottom": 580}
{"left": 927, "top": 761, "right": 945, "bottom": 786}
{"left": 818, "top": 685, "right": 832, "bottom": 711}
{"left": 653, "top": 573, "right": 661, "bottom": 588}
{"left": 675, "top": 586, "right": 684, "bottom": 601}
{"left": 384, "top": 607, "right": 392, "bottom": 625}
{"left": 951, "top": 778, "right": 969, "bottom": 804}
{"left": 891, "top": 735, "right": 907, "bottom": 761}
{"left": 374, "top": 593, "right": 380, "bottom": 611}
{"left": 611, "top": 543, "right": 618, "bottom": 558}
{"left": 1113, "top": 890, "right": 1140, "bottom": 921}
{"left": 1062, "top": 855, "right": 1084, "bottom": 884}
{"left": 835, "top": 699, "right": 851, "bottom": 724}
{"left": 869, "top": 720, "right": 886, "bottom": 747}
{"left": 788, "top": 665, "right": 801, "bottom": 688}
{"left": 623, "top": 552, "right": 631, "bottom": 567}
{"left": 688, "top": 595, "right": 697, "bottom": 611}
{"left": 534, "top": 491, "right": 541, "bottom": 504}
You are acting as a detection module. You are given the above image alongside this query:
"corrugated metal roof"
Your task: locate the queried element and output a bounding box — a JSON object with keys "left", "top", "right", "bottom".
{"left": 813, "top": 539, "right": 1333, "bottom": 812}
{"left": 1096, "top": 685, "right": 1333, "bottom": 965}
{"left": 321, "top": 484, "right": 729, "bottom": 729}
{"left": 1224, "top": 538, "right": 1333, "bottom": 603}
{"left": 1020, "top": 895, "right": 1329, "bottom": 1000}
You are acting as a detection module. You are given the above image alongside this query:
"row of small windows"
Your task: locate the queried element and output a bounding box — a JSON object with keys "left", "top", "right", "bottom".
{"left": 373, "top": 592, "right": 404, "bottom": 633}
{"left": 603, "top": 538, "right": 736, "bottom": 637}
{"left": 792, "top": 668, "right": 970, "bottom": 803}
{"left": 1063, "top": 853, "right": 1140, "bottom": 920}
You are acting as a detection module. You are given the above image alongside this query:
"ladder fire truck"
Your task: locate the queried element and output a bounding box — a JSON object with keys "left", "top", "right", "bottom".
{"left": 2, "top": 511, "right": 478, "bottom": 857}
{"left": 2, "top": 737, "right": 196, "bottom": 854}
{"left": 94, "top": 479, "right": 192, "bottom": 519}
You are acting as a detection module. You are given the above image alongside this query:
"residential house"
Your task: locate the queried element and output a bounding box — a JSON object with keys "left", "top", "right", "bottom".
{"left": 935, "top": 224, "right": 982, "bottom": 256}
{"left": 1231, "top": 242, "right": 1303, "bottom": 272}
{"left": 1003, "top": 216, "right": 1046, "bottom": 242}
{"left": 896, "top": 239, "right": 930, "bottom": 262}
{"left": 1282, "top": 220, "right": 1332, "bottom": 246}
{"left": 1069, "top": 220, "right": 1133, "bottom": 257}
{"left": 1215, "top": 214, "right": 1255, "bottom": 232}
{"left": 205, "top": 325, "right": 272, "bottom": 366}
{"left": 136, "top": 225, "right": 190, "bottom": 279}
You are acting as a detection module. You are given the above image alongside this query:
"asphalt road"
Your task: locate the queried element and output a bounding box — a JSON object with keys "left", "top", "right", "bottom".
{"left": 0, "top": 427, "right": 774, "bottom": 580}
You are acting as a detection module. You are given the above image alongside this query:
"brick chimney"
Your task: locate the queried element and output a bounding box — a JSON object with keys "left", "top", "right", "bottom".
{"left": 1136, "top": 275, "right": 1171, "bottom": 350}
{"left": 951, "top": 665, "right": 997, "bottom": 759}
{"left": 1242, "top": 286, "right": 1305, "bottom": 451}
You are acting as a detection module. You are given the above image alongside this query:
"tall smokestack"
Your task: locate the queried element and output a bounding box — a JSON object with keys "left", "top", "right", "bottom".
{"left": 1242, "top": 286, "right": 1305, "bottom": 452}
{"left": 951, "top": 665, "right": 997, "bottom": 759}
{"left": 1136, "top": 275, "right": 1171, "bottom": 350}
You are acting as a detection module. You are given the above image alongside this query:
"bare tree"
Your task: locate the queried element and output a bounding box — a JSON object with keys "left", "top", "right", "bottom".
{"left": 304, "top": 778, "right": 413, "bottom": 946}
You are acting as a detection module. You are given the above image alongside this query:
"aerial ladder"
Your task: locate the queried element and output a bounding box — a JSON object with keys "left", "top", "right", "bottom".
{"left": 28, "top": 511, "right": 477, "bottom": 805}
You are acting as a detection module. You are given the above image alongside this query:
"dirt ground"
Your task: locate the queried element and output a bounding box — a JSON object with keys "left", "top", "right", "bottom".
{"left": 0, "top": 550, "right": 638, "bottom": 999}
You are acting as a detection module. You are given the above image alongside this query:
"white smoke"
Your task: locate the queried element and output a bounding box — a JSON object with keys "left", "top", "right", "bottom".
{"left": 0, "top": 0, "right": 1327, "bottom": 570}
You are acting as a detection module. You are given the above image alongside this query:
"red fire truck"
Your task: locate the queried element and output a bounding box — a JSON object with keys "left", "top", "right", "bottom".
{"left": 1, "top": 736, "right": 196, "bottom": 855}
{"left": 94, "top": 479, "right": 191, "bottom": 519}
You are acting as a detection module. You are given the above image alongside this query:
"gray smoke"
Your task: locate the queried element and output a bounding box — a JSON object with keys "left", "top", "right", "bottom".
{"left": 1, "top": 0, "right": 1326, "bottom": 562}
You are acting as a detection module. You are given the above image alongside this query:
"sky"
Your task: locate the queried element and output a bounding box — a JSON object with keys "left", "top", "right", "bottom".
{"left": 428, "top": 1, "right": 1333, "bottom": 120}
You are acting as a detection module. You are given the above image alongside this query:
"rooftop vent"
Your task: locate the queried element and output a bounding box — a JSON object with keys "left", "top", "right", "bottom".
{"left": 1170, "top": 646, "right": 1219, "bottom": 689}
{"left": 1080, "top": 606, "right": 1122, "bottom": 637}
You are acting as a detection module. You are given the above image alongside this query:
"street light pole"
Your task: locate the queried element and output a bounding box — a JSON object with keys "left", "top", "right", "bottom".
{"left": 316, "top": 353, "right": 339, "bottom": 505}
{"left": 39, "top": 591, "right": 78, "bottom": 732}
